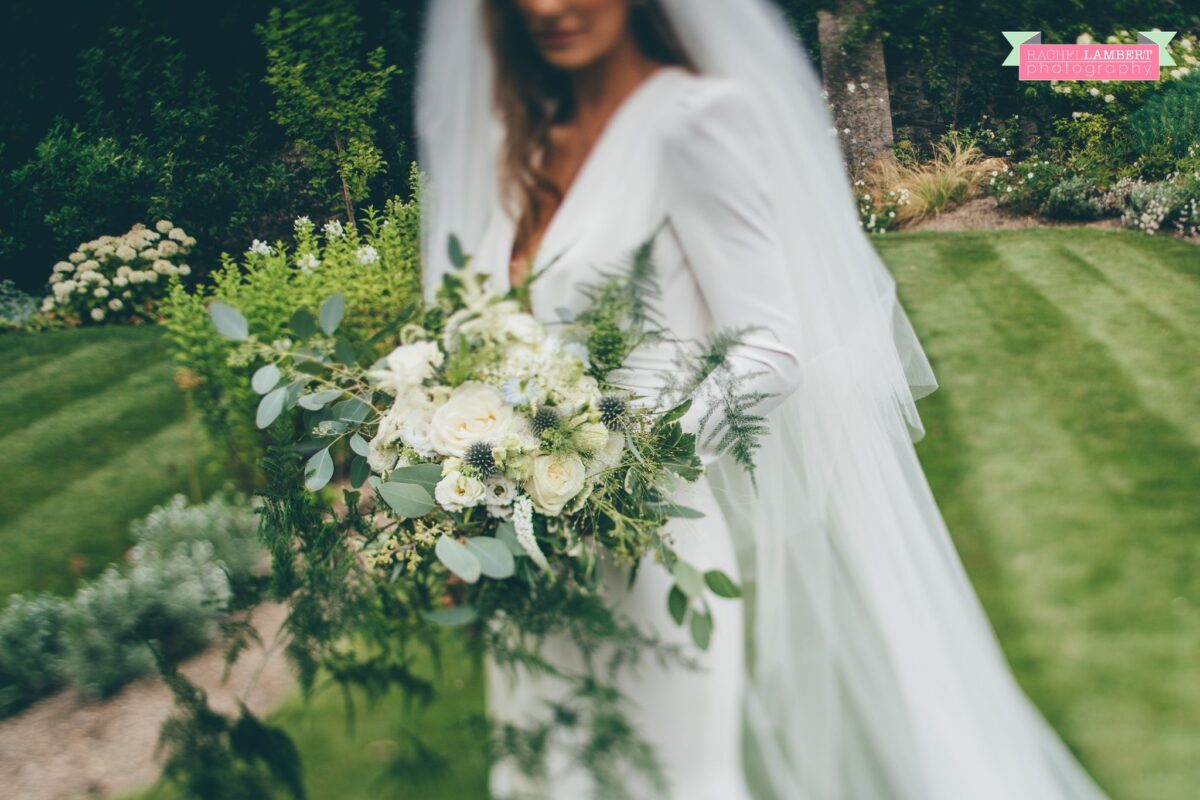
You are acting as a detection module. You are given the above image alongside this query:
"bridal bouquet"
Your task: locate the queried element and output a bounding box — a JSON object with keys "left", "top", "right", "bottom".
{"left": 207, "top": 232, "right": 761, "bottom": 790}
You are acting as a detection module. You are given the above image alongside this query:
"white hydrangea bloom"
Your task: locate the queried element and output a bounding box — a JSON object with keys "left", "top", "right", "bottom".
{"left": 90, "top": 308, "right": 105, "bottom": 321}
{"left": 155, "top": 220, "right": 173, "bottom": 234}
{"left": 93, "top": 287, "right": 109, "bottom": 298}
{"left": 178, "top": 264, "right": 191, "bottom": 276}
{"left": 168, "top": 227, "right": 187, "bottom": 242}
{"left": 108, "top": 298, "right": 124, "bottom": 311}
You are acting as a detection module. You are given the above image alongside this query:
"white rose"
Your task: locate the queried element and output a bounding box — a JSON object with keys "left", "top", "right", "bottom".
{"left": 367, "top": 341, "right": 444, "bottom": 394}
{"left": 429, "top": 382, "right": 516, "bottom": 457}
{"left": 525, "top": 452, "right": 586, "bottom": 515}
{"left": 435, "top": 470, "right": 487, "bottom": 512}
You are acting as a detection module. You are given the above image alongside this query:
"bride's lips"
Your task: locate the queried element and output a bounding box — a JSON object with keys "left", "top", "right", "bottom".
{"left": 535, "top": 28, "right": 581, "bottom": 48}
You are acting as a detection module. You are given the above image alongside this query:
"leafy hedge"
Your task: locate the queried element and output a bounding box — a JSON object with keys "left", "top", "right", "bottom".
{"left": 160, "top": 177, "right": 423, "bottom": 488}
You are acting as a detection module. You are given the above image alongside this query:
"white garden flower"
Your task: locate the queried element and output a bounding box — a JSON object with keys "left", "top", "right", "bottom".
{"left": 1088, "top": 87, "right": 1101, "bottom": 97}
{"left": 367, "top": 341, "right": 444, "bottom": 394}
{"left": 524, "top": 452, "right": 586, "bottom": 515}
{"left": 168, "top": 227, "right": 187, "bottom": 242}
{"left": 139, "top": 248, "right": 158, "bottom": 260}
{"left": 356, "top": 245, "right": 379, "bottom": 265}
{"left": 41, "top": 297, "right": 55, "bottom": 311}
{"left": 153, "top": 259, "right": 174, "bottom": 273}
{"left": 178, "top": 265, "right": 191, "bottom": 276}
{"left": 249, "top": 239, "right": 274, "bottom": 256}
{"left": 158, "top": 240, "right": 180, "bottom": 257}
{"left": 90, "top": 308, "right": 105, "bottom": 321}
{"left": 323, "top": 219, "right": 344, "bottom": 238}
{"left": 93, "top": 287, "right": 109, "bottom": 298}
{"left": 484, "top": 476, "right": 518, "bottom": 517}
{"left": 108, "top": 298, "right": 124, "bottom": 311}
{"left": 429, "top": 382, "right": 517, "bottom": 458}
{"left": 294, "top": 215, "right": 312, "bottom": 231}
{"left": 115, "top": 244, "right": 137, "bottom": 261}
{"left": 571, "top": 422, "right": 609, "bottom": 453}
{"left": 1103, "top": 94, "right": 1115, "bottom": 103}
{"left": 500, "top": 312, "right": 542, "bottom": 344}
{"left": 297, "top": 252, "right": 321, "bottom": 273}
{"left": 434, "top": 470, "right": 487, "bottom": 512}
{"left": 1076, "top": 32, "right": 1093, "bottom": 45}
{"left": 52, "top": 261, "right": 74, "bottom": 273}
{"left": 155, "top": 220, "right": 173, "bottom": 234}
{"left": 69, "top": 251, "right": 86, "bottom": 264}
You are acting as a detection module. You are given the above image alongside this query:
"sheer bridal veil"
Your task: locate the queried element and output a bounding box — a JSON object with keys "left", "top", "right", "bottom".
{"left": 416, "top": 1, "right": 1108, "bottom": 797}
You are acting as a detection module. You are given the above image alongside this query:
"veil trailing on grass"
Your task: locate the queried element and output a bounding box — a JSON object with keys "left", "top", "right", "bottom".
{"left": 416, "top": 1, "right": 1108, "bottom": 797}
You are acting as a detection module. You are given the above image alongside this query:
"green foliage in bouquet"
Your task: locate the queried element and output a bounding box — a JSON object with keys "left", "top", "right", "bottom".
{"left": 160, "top": 176, "right": 422, "bottom": 488}
{"left": 153, "top": 226, "right": 766, "bottom": 797}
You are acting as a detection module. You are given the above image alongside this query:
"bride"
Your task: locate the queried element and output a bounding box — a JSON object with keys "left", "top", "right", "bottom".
{"left": 417, "top": 1, "right": 1110, "bottom": 798}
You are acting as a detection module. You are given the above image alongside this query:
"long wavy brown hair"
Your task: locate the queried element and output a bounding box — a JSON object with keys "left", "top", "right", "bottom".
{"left": 484, "top": 1, "right": 693, "bottom": 257}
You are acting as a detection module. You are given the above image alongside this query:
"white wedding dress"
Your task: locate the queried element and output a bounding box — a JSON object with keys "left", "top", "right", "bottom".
{"left": 416, "top": 3, "right": 1112, "bottom": 799}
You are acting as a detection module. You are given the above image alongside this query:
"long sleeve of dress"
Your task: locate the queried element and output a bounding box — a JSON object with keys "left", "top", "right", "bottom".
{"left": 661, "top": 79, "right": 804, "bottom": 465}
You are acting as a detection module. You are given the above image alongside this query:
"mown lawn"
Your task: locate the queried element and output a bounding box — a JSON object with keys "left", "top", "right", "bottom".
{"left": 0, "top": 326, "right": 231, "bottom": 596}
{"left": 878, "top": 228, "right": 1200, "bottom": 800}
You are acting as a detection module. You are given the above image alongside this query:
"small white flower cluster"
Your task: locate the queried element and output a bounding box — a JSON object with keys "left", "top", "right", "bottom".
{"left": 364, "top": 291, "right": 625, "bottom": 522}
{"left": 42, "top": 220, "right": 194, "bottom": 324}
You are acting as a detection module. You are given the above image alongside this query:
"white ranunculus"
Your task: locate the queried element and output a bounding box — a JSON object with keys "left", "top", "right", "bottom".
{"left": 367, "top": 341, "right": 444, "bottom": 394}
{"left": 525, "top": 452, "right": 586, "bottom": 515}
{"left": 435, "top": 470, "right": 487, "bottom": 512}
{"left": 428, "top": 382, "right": 516, "bottom": 458}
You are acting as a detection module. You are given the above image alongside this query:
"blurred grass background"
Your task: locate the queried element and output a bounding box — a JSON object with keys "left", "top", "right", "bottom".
{"left": 4, "top": 228, "right": 1195, "bottom": 798}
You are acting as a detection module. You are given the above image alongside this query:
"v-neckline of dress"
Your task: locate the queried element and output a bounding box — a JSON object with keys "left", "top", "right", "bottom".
{"left": 502, "top": 64, "right": 684, "bottom": 293}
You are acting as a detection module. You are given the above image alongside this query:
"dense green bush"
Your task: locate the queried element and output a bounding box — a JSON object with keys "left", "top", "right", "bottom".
{"left": 1121, "top": 173, "right": 1200, "bottom": 237}
{"left": 64, "top": 542, "right": 232, "bottom": 698}
{"left": 0, "top": 492, "right": 261, "bottom": 712}
{"left": 0, "top": 593, "right": 70, "bottom": 716}
{"left": 1042, "top": 176, "right": 1105, "bottom": 220}
{"left": 161, "top": 182, "right": 423, "bottom": 488}
{"left": 1131, "top": 73, "right": 1200, "bottom": 161}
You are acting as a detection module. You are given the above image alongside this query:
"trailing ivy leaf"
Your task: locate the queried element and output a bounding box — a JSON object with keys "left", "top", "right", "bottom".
{"left": 448, "top": 233, "right": 467, "bottom": 269}
{"left": 377, "top": 482, "right": 435, "bottom": 519}
{"left": 388, "top": 464, "right": 443, "bottom": 493}
{"left": 349, "top": 433, "right": 370, "bottom": 457}
{"left": 319, "top": 293, "right": 345, "bottom": 335}
{"left": 349, "top": 456, "right": 369, "bottom": 488}
{"left": 672, "top": 561, "right": 705, "bottom": 598}
{"left": 299, "top": 389, "right": 341, "bottom": 410}
{"left": 668, "top": 585, "right": 688, "bottom": 626}
{"left": 435, "top": 535, "right": 481, "bottom": 583}
{"left": 251, "top": 364, "right": 281, "bottom": 395}
{"left": 704, "top": 570, "right": 743, "bottom": 599}
{"left": 290, "top": 308, "right": 318, "bottom": 339}
{"left": 256, "top": 387, "right": 287, "bottom": 429}
{"left": 422, "top": 606, "right": 478, "bottom": 627}
{"left": 690, "top": 608, "right": 713, "bottom": 650}
{"left": 304, "top": 448, "right": 334, "bottom": 491}
{"left": 465, "top": 537, "right": 516, "bottom": 579}
{"left": 334, "top": 338, "right": 358, "bottom": 365}
{"left": 494, "top": 522, "right": 525, "bottom": 556}
{"left": 209, "top": 302, "right": 248, "bottom": 341}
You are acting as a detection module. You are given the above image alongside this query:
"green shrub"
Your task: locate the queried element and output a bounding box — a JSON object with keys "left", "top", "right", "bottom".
{"left": 988, "top": 157, "right": 1067, "bottom": 215}
{"left": 0, "top": 593, "right": 71, "bottom": 715}
{"left": 1120, "top": 175, "right": 1200, "bottom": 237}
{"left": 63, "top": 542, "right": 231, "bottom": 698}
{"left": 1042, "top": 176, "right": 1104, "bottom": 220}
{"left": 160, "top": 181, "right": 422, "bottom": 488}
{"left": 1131, "top": 73, "right": 1200, "bottom": 162}
{"left": 0, "top": 280, "right": 38, "bottom": 330}
{"left": 131, "top": 492, "right": 264, "bottom": 594}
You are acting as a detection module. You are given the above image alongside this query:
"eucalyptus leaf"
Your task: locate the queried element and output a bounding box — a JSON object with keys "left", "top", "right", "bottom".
{"left": 448, "top": 233, "right": 467, "bottom": 269}
{"left": 668, "top": 585, "right": 688, "bottom": 626}
{"left": 388, "top": 463, "right": 443, "bottom": 493}
{"left": 209, "top": 302, "right": 248, "bottom": 341}
{"left": 704, "top": 570, "right": 743, "bottom": 599}
{"left": 349, "top": 456, "right": 369, "bottom": 488}
{"left": 690, "top": 609, "right": 713, "bottom": 650}
{"left": 251, "top": 364, "right": 281, "bottom": 395}
{"left": 673, "top": 561, "right": 706, "bottom": 598}
{"left": 319, "top": 293, "right": 345, "bottom": 335}
{"left": 435, "top": 535, "right": 481, "bottom": 583}
{"left": 256, "top": 387, "right": 287, "bottom": 429}
{"left": 494, "top": 522, "right": 525, "bottom": 556}
{"left": 299, "top": 389, "right": 342, "bottom": 410}
{"left": 422, "top": 606, "right": 478, "bottom": 627}
{"left": 290, "top": 307, "right": 318, "bottom": 339}
{"left": 465, "top": 537, "right": 516, "bottom": 579}
{"left": 334, "top": 396, "right": 372, "bottom": 423}
{"left": 304, "top": 448, "right": 334, "bottom": 491}
{"left": 377, "top": 482, "right": 435, "bottom": 519}
{"left": 349, "top": 433, "right": 370, "bottom": 457}
{"left": 334, "top": 338, "right": 358, "bottom": 365}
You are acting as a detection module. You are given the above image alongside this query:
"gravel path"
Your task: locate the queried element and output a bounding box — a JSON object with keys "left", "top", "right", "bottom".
{"left": 0, "top": 602, "right": 295, "bottom": 800}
